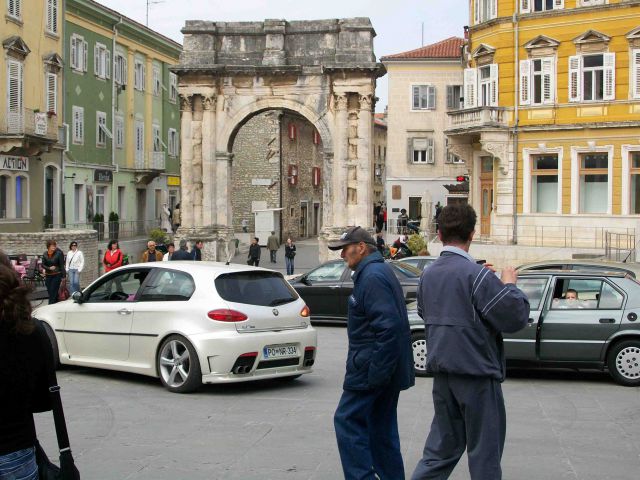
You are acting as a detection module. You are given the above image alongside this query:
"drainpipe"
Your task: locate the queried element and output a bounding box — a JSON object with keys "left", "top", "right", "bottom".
{"left": 111, "top": 16, "right": 123, "bottom": 214}
{"left": 512, "top": 11, "right": 520, "bottom": 244}
{"left": 60, "top": 0, "right": 67, "bottom": 227}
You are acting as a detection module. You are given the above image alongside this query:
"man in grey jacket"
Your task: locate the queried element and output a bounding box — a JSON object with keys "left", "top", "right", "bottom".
{"left": 411, "top": 204, "right": 529, "bottom": 480}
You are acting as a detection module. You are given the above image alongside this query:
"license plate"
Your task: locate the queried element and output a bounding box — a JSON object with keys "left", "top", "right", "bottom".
{"left": 263, "top": 345, "right": 298, "bottom": 359}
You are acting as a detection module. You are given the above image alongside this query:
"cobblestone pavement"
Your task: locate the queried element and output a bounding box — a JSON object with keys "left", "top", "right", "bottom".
{"left": 35, "top": 326, "right": 640, "bottom": 480}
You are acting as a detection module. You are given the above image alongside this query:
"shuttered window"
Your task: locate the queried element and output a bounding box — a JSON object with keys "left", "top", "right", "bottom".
{"left": 115, "top": 115, "right": 124, "bottom": 149}
{"left": 168, "top": 128, "right": 178, "bottom": 157}
{"left": 409, "top": 138, "right": 435, "bottom": 164}
{"left": 135, "top": 121, "right": 144, "bottom": 167}
{"left": 134, "top": 61, "right": 146, "bottom": 91}
{"left": 70, "top": 35, "right": 87, "bottom": 72}
{"left": 72, "top": 106, "right": 84, "bottom": 144}
{"left": 114, "top": 53, "right": 127, "bottom": 85}
{"left": 521, "top": 0, "right": 563, "bottom": 13}
{"left": 446, "top": 85, "right": 463, "bottom": 109}
{"left": 94, "top": 43, "right": 110, "bottom": 79}
{"left": 46, "top": 0, "right": 58, "bottom": 33}
{"left": 463, "top": 68, "right": 477, "bottom": 108}
{"left": 632, "top": 50, "right": 640, "bottom": 99}
{"left": 474, "top": 0, "right": 497, "bottom": 24}
{"left": 96, "top": 111, "right": 108, "bottom": 147}
{"left": 411, "top": 85, "right": 436, "bottom": 110}
{"left": 7, "top": 60, "right": 23, "bottom": 133}
{"left": 8, "top": 0, "right": 21, "bottom": 19}
{"left": 569, "top": 53, "right": 615, "bottom": 102}
{"left": 520, "top": 57, "right": 555, "bottom": 105}
{"left": 169, "top": 72, "right": 178, "bottom": 103}
{"left": 152, "top": 66, "right": 161, "bottom": 96}
{"left": 45, "top": 72, "right": 57, "bottom": 114}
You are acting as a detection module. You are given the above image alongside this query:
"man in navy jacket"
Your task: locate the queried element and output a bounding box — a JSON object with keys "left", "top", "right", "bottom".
{"left": 411, "top": 205, "right": 529, "bottom": 480}
{"left": 330, "top": 226, "right": 415, "bottom": 480}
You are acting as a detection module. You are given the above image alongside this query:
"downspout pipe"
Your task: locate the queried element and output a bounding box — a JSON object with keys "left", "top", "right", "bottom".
{"left": 512, "top": 11, "right": 520, "bottom": 244}
{"left": 111, "top": 16, "right": 123, "bottom": 212}
{"left": 60, "top": 0, "right": 67, "bottom": 226}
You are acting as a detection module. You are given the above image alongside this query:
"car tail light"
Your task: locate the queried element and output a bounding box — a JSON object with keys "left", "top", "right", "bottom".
{"left": 207, "top": 309, "right": 248, "bottom": 322}
{"left": 300, "top": 305, "right": 310, "bottom": 317}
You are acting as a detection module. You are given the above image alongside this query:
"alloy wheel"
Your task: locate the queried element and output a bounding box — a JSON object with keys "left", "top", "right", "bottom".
{"left": 159, "top": 339, "right": 191, "bottom": 388}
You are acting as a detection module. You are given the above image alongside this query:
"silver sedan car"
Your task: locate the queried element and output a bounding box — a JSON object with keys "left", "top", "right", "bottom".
{"left": 409, "top": 270, "right": 640, "bottom": 386}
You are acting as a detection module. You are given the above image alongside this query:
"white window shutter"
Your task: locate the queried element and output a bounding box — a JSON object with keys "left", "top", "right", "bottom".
{"left": 7, "top": 60, "right": 23, "bottom": 132}
{"left": 568, "top": 55, "right": 581, "bottom": 102}
{"left": 490, "top": 0, "right": 497, "bottom": 19}
{"left": 16, "top": 0, "right": 21, "bottom": 17}
{"left": 632, "top": 50, "right": 640, "bottom": 99}
{"left": 427, "top": 139, "right": 435, "bottom": 164}
{"left": 94, "top": 44, "right": 99, "bottom": 75}
{"left": 70, "top": 37, "right": 77, "bottom": 70}
{"left": 520, "top": 0, "right": 531, "bottom": 13}
{"left": 46, "top": 0, "right": 53, "bottom": 32}
{"left": 142, "top": 64, "right": 147, "bottom": 91}
{"left": 52, "top": 0, "right": 58, "bottom": 33}
{"left": 428, "top": 86, "right": 436, "bottom": 109}
{"left": 603, "top": 52, "right": 615, "bottom": 101}
{"left": 46, "top": 73, "right": 57, "bottom": 114}
{"left": 83, "top": 41, "right": 88, "bottom": 72}
{"left": 489, "top": 63, "right": 499, "bottom": 106}
{"left": 554, "top": 0, "right": 564, "bottom": 8}
{"left": 123, "top": 57, "right": 128, "bottom": 85}
{"left": 412, "top": 86, "right": 419, "bottom": 109}
{"left": 474, "top": 0, "right": 479, "bottom": 25}
{"left": 105, "top": 50, "right": 111, "bottom": 79}
{"left": 519, "top": 59, "right": 531, "bottom": 105}
{"left": 542, "top": 57, "right": 555, "bottom": 104}
{"left": 464, "top": 68, "right": 478, "bottom": 108}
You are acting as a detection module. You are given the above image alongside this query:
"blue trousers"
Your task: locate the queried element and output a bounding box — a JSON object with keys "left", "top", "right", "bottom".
{"left": 334, "top": 388, "right": 404, "bottom": 480}
{"left": 68, "top": 268, "right": 80, "bottom": 293}
{"left": 411, "top": 373, "right": 506, "bottom": 480}
{"left": 0, "top": 447, "right": 37, "bottom": 480}
{"left": 285, "top": 256, "right": 294, "bottom": 275}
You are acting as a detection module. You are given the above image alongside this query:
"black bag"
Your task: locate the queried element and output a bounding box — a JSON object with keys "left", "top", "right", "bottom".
{"left": 35, "top": 321, "right": 81, "bottom": 480}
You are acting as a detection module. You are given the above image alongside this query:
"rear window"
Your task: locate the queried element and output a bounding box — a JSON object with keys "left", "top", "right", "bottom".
{"left": 215, "top": 271, "right": 298, "bottom": 307}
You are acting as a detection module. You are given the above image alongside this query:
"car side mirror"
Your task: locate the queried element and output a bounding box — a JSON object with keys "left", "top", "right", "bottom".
{"left": 72, "top": 291, "right": 84, "bottom": 304}
{"left": 301, "top": 276, "right": 311, "bottom": 286}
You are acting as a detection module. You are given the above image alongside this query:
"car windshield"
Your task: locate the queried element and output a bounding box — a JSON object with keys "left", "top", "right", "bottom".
{"left": 215, "top": 271, "right": 298, "bottom": 306}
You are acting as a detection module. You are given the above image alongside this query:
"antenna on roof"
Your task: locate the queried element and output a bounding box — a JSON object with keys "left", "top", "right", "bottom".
{"left": 146, "top": 0, "right": 164, "bottom": 27}
{"left": 421, "top": 22, "right": 424, "bottom": 46}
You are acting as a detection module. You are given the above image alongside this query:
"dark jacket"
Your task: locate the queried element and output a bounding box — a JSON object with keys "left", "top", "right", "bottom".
{"left": 418, "top": 249, "right": 530, "bottom": 381}
{"left": 171, "top": 248, "right": 192, "bottom": 260}
{"left": 192, "top": 246, "right": 202, "bottom": 261}
{"left": 0, "top": 322, "right": 52, "bottom": 455}
{"left": 344, "top": 251, "right": 415, "bottom": 391}
{"left": 285, "top": 244, "right": 296, "bottom": 258}
{"left": 248, "top": 244, "right": 261, "bottom": 260}
{"left": 42, "top": 248, "right": 65, "bottom": 278}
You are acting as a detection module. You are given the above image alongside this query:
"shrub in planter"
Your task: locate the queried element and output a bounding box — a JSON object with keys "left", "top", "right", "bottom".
{"left": 407, "top": 234, "right": 427, "bottom": 257}
{"left": 93, "top": 213, "right": 105, "bottom": 240}
{"left": 148, "top": 228, "right": 167, "bottom": 245}
{"left": 108, "top": 212, "right": 120, "bottom": 240}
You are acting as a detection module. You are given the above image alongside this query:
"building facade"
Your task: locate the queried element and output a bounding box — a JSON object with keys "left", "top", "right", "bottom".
{"left": 382, "top": 37, "right": 467, "bottom": 227}
{"left": 446, "top": 0, "right": 640, "bottom": 248}
{"left": 373, "top": 114, "right": 387, "bottom": 206}
{"left": 63, "top": 0, "right": 181, "bottom": 233}
{"left": 1, "top": 0, "right": 64, "bottom": 232}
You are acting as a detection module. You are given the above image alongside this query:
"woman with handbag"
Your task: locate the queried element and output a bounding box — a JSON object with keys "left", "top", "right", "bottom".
{"left": 0, "top": 251, "right": 51, "bottom": 479}
{"left": 65, "top": 242, "right": 84, "bottom": 294}
{"left": 284, "top": 237, "right": 297, "bottom": 275}
{"left": 41, "top": 240, "right": 66, "bottom": 305}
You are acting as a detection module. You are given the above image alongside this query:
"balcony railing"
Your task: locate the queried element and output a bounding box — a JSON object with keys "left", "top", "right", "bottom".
{"left": 1, "top": 108, "right": 59, "bottom": 141}
{"left": 446, "top": 107, "right": 508, "bottom": 132}
{"left": 150, "top": 151, "right": 165, "bottom": 170}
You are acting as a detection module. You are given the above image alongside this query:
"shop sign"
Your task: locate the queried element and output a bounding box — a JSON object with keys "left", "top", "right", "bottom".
{"left": 34, "top": 113, "right": 48, "bottom": 136}
{"left": 0, "top": 155, "right": 29, "bottom": 171}
{"left": 167, "top": 176, "right": 181, "bottom": 186}
{"left": 94, "top": 169, "right": 113, "bottom": 182}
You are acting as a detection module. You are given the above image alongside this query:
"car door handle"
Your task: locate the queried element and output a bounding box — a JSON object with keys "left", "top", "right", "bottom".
{"left": 118, "top": 308, "right": 132, "bottom": 315}
{"left": 328, "top": 285, "right": 340, "bottom": 289}
{"left": 599, "top": 318, "right": 616, "bottom": 324}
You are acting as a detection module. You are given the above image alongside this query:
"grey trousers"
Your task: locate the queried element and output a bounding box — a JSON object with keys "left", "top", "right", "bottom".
{"left": 411, "top": 373, "right": 506, "bottom": 480}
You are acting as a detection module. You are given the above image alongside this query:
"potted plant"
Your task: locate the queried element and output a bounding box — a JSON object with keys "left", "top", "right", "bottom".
{"left": 93, "top": 213, "right": 105, "bottom": 241}
{"left": 108, "top": 211, "right": 120, "bottom": 240}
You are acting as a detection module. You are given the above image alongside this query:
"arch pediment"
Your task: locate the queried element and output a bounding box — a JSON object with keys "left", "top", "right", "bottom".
{"left": 573, "top": 30, "right": 610, "bottom": 45}
{"left": 524, "top": 35, "right": 560, "bottom": 50}
{"left": 3, "top": 35, "right": 30, "bottom": 59}
{"left": 471, "top": 43, "right": 496, "bottom": 59}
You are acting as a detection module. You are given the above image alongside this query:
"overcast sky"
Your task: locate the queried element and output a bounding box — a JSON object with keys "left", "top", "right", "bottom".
{"left": 97, "top": 0, "right": 469, "bottom": 111}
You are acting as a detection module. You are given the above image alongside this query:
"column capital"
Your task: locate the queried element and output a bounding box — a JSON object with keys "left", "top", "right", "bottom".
{"left": 359, "top": 94, "right": 373, "bottom": 111}
{"left": 201, "top": 94, "right": 217, "bottom": 111}
{"left": 334, "top": 93, "right": 348, "bottom": 110}
{"left": 179, "top": 93, "right": 194, "bottom": 112}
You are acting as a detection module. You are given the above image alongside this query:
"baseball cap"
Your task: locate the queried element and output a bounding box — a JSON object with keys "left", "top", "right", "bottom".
{"left": 328, "top": 226, "right": 377, "bottom": 250}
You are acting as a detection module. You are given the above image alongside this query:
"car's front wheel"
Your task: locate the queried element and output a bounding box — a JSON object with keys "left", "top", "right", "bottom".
{"left": 411, "top": 330, "right": 429, "bottom": 377}
{"left": 157, "top": 335, "right": 202, "bottom": 393}
{"left": 607, "top": 340, "right": 640, "bottom": 386}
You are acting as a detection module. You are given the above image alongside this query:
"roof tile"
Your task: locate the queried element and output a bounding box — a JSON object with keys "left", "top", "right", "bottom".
{"left": 382, "top": 37, "right": 464, "bottom": 60}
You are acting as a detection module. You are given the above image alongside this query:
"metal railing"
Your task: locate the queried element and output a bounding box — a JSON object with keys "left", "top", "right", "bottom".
{"left": 446, "top": 106, "right": 508, "bottom": 131}
{"left": 150, "top": 151, "right": 166, "bottom": 170}
{"left": 1, "top": 107, "right": 59, "bottom": 140}
{"left": 605, "top": 231, "right": 637, "bottom": 262}
{"left": 47, "top": 220, "right": 162, "bottom": 240}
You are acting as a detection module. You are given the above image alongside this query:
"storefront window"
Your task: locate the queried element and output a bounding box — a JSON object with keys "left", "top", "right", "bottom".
{"left": 531, "top": 154, "right": 558, "bottom": 213}
{"left": 579, "top": 153, "right": 608, "bottom": 214}
{"left": 631, "top": 153, "right": 640, "bottom": 214}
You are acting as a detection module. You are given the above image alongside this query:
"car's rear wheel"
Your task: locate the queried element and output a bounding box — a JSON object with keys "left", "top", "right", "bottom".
{"left": 157, "top": 335, "right": 202, "bottom": 393}
{"left": 411, "top": 330, "right": 429, "bottom": 377}
{"left": 607, "top": 340, "right": 640, "bottom": 386}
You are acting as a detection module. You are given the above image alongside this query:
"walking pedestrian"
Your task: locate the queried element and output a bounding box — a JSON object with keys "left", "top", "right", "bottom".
{"left": 284, "top": 238, "right": 296, "bottom": 275}
{"left": 65, "top": 241, "right": 84, "bottom": 294}
{"left": 103, "top": 240, "right": 123, "bottom": 273}
{"left": 434, "top": 201, "right": 443, "bottom": 233}
{"left": 171, "top": 239, "right": 192, "bottom": 260}
{"left": 247, "top": 237, "right": 261, "bottom": 266}
{"left": 42, "top": 240, "right": 65, "bottom": 305}
{"left": 382, "top": 207, "right": 387, "bottom": 230}
{"left": 329, "top": 226, "right": 415, "bottom": 480}
{"left": 376, "top": 206, "right": 384, "bottom": 232}
{"left": 0, "top": 252, "right": 52, "bottom": 480}
{"left": 172, "top": 203, "right": 181, "bottom": 233}
{"left": 397, "top": 208, "right": 409, "bottom": 234}
{"left": 141, "top": 240, "right": 163, "bottom": 262}
{"left": 192, "top": 240, "right": 203, "bottom": 261}
{"left": 375, "top": 230, "right": 385, "bottom": 255}
{"left": 267, "top": 231, "right": 279, "bottom": 263}
{"left": 410, "top": 204, "right": 529, "bottom": 480}
{"left": 163, "top": 243, "right": 175, "bottom": 261}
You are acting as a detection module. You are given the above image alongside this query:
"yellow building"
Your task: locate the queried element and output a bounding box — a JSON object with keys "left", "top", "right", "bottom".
{"left": 1, "top": 0, "right": 64, "bottom": 231}
{"left": 446, "top": 0, "right": 640, "bottom": 254}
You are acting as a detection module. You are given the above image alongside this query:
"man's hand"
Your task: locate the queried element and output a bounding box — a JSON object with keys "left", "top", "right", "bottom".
{"left": 482, "top": 263, "right": 497, "bottom": 273}
{"left": 501, "top": 266, "right": 518, "bottom": 285}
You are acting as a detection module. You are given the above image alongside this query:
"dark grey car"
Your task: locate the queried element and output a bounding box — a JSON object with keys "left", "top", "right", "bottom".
{"left": 409, "top": 270, "right": 640, "bottom": 386}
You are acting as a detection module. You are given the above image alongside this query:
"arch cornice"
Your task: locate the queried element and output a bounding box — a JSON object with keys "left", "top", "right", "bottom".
{"left": 219, "top": 97, "right": 334, "bottom": 155}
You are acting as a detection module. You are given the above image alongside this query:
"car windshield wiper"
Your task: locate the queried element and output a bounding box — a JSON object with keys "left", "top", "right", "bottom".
{"left": 269, "top": 297, "right": 294, "bottom": 306}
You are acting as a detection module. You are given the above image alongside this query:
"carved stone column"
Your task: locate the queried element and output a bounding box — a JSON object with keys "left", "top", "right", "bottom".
{"left": 322, "top": 151, "right": 334, "bottom": 232}
{"left": 333, "top": 93, "right": 348, "bottom": 228}
{"left": 201, "top": 93, "right": 217, "bottom": 226}
{"left": 178, "top": 93, "right": 194, "bottom": 228}
{"left": 357, "top": 93, "right": 373, "bottom": 228}
{"left": 216, "top": 152, "right": 233, "bottom": 226}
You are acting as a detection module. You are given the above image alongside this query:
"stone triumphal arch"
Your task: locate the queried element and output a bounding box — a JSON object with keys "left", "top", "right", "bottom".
{"left": 172, "top": 18, "right": 384, "bottom": 261}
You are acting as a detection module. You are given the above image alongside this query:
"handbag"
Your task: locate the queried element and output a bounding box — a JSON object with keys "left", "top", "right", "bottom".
{"left": 58, "top": 278, "right": 70, "bottom": 301}
{"left": 35, "top": 321, "right": 81, "bottom": 480}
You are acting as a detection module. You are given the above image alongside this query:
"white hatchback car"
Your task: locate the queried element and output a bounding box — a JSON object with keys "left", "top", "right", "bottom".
{"left": 33, "top": 262, "right": 317, "bottom": 393}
